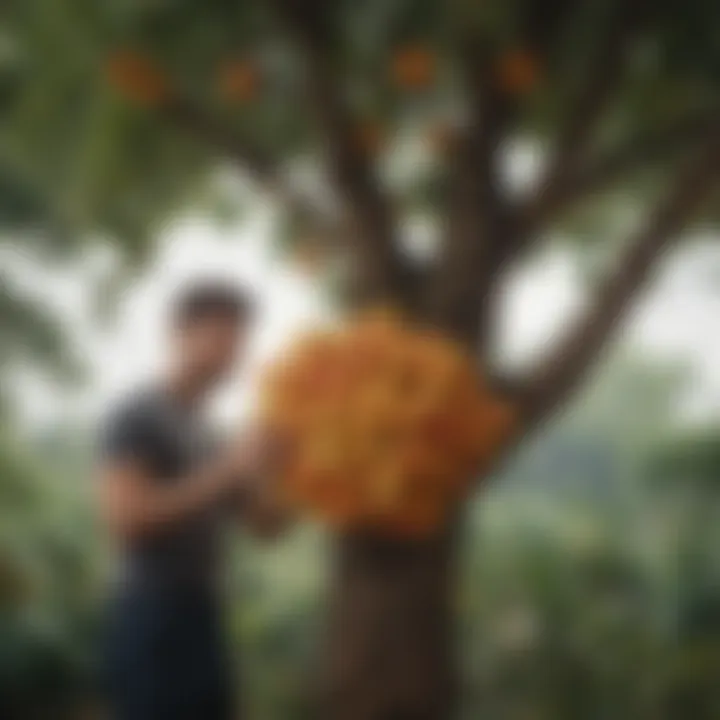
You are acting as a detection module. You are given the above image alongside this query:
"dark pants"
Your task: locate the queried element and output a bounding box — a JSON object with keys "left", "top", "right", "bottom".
{"left": 105, "top": 584, "right": 235, "bottom": 720}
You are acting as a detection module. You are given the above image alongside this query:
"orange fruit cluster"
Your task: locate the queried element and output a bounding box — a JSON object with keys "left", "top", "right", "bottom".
{"left": 259, "top": 311, "right": 516, "bottom": 538}
{"left": 105, "top": 51, "right": 171, "bottom": 107}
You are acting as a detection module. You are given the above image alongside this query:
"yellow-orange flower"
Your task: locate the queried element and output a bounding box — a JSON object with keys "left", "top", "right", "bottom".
{"left": 259, "top": 311, "right": 517, "bottom": 539}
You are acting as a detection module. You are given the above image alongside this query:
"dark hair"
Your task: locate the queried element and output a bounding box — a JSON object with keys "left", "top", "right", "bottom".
{"left": 172, "top": 280, "right": 255, "bottom": 327}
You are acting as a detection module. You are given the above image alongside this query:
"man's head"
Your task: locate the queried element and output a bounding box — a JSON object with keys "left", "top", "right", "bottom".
{"left": 169, "top": 280, "right": 255, "bottom": 392}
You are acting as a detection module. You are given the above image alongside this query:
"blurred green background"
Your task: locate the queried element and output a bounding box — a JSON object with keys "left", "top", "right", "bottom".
{"left": 3, "top": 351, "right": 720, "bottom": 719}
{"left": 1, "top": 1, "right": 720, "bottom": 718}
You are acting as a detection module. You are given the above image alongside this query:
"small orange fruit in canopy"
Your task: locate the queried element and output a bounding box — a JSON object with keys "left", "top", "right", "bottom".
{"left": 259, "top": 310, "right": 517, "bottom": 539}
{"left": 392, "top": 44, "right": 437, "bottom": 90}
{"left": 217, "top": 59, "right": 260, "bottom": 103}
{"left": 106, "top": 51, "right": 171, "bottom": 106}
{"left": 495, "top": 49, "right": 540, "bottom": 95}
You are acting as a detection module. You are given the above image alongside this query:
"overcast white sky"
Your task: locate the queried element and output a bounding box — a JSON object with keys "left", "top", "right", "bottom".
{"left": 5, "top": 208, "right": 720, "bottom": 430}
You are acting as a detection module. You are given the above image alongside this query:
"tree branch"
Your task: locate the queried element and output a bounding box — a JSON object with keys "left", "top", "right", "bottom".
{"left": 429, "top": 46, "right": 510, "bottom": 342}
{"left": 519, "top": 0, "right": 577, "bottom": 55}
{"left": 518, "top": 108, "right": 720, "bottom": 244}
{"left": 269, "top": 0, "right": 413, "bottom": 307}
{"left": 428, "top": 0, "right": 587, "bottom": 343}
{"left": 530, "top": 1, "right": 650, "bottom": 217}
{"left": 522, "top": 129, "right": 720, "bottom": 427}
{"left": 165, "top": 100, "right": 273, "bottom": 182}
{"left": 161, "top": 98, "right": 344, "bottom": 245}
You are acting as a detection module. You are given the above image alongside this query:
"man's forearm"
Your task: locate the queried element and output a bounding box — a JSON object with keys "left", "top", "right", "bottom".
{"left": 103, "top": 461, "right": 240, "bottom": 540}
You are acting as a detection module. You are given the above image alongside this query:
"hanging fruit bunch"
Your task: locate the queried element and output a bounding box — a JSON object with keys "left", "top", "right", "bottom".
{"left": 259, "top": 310, "right": 517, "bottom": 539}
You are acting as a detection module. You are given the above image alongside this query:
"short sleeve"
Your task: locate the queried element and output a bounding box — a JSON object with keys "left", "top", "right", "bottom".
{"left": 98, "top": 400, "right": 157, "bottom": 467}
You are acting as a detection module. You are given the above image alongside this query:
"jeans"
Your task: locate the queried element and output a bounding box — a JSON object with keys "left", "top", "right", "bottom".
{"left": 105, "top": 583, "right": 235, "bottom": 720}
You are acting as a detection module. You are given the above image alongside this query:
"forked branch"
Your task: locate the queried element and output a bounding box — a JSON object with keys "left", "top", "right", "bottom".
{"left": 522, "top": 129, "right": 720, "bottom": 426}
{"left": 430, "top": 0, "right": 613, "bottom": 342}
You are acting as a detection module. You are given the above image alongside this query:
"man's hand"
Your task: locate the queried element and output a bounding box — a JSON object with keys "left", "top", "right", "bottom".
{"left": 229, "top": 423, "right": 295, "bottom": 539}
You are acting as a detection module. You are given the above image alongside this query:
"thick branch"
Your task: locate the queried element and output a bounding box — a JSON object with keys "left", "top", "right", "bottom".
{"left": 270, "top": 0, "right": 412, "bottom": 306}
{"left": 428, "top": 36, "right": 512, "bottom": 343}
{"left": 162, "top": 99, "right": 344, "bottom": 249}
{"left": 431, "top": 116, "right": 508, "bottom": 340}
{"left": 523, "top": 130, "right": 720, "bottom": 426}
{"left": 520, "top": 0, "right": 577, "bottom": 54}
{"left": 429, "top": 0, "right": 587, "bottom": 342}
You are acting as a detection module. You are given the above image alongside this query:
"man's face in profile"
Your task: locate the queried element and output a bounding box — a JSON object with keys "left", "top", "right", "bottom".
{"left": 175, "top": 314, "right": 248, "bottom": 388}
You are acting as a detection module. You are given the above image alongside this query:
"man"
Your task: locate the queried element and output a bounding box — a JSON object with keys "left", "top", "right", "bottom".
{"left": 98, "top": 281, "right": 286, "bottom": 720}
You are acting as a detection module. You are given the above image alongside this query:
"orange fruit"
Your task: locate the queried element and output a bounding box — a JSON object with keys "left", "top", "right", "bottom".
{"left": 495, "top": 49, "right": 540, "bottom": 95}
{"left": 217, "top": 59, "right": 260, "bottom": 103}
{"left": 105, "top": 50, "right": 171, "bottom": 106}
{"left": 391, "top": 45, "right": 437, "bottom": 90}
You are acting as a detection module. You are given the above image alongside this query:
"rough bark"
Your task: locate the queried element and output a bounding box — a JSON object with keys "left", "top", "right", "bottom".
{"left": 429, "top": 41, "right": 510, "bottom": 347}
{"left": 319, "top": 530, "right": 459, "bottom": 720}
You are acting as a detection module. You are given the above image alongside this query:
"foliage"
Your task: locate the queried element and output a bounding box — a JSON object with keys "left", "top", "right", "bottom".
{"left": 1, "top": 0, "right": 720, "bottom": 715}
{"left": 1, "top": 1, "right": 719, "bottom": 257}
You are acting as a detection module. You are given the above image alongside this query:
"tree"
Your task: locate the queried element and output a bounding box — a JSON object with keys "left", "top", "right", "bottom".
{"left": 2, "top": 1, "right": 720, "bottom": 717}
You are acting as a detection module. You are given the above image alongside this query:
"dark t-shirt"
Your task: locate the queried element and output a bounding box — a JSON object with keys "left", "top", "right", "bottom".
{"left": 99, "top": 387, "right": 224, "bottom": 592}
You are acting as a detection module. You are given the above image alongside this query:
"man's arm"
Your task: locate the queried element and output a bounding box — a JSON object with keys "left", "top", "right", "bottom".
{"left": 98, "top": 455, "right": 239, "bottom": 542}
{"left": 97, "top": 399, "right": 250, "bottom": 542}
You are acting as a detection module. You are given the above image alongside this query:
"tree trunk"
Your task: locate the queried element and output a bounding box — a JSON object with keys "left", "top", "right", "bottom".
{"left": 319, "top": 528, "right": 459, "bottom": 720}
